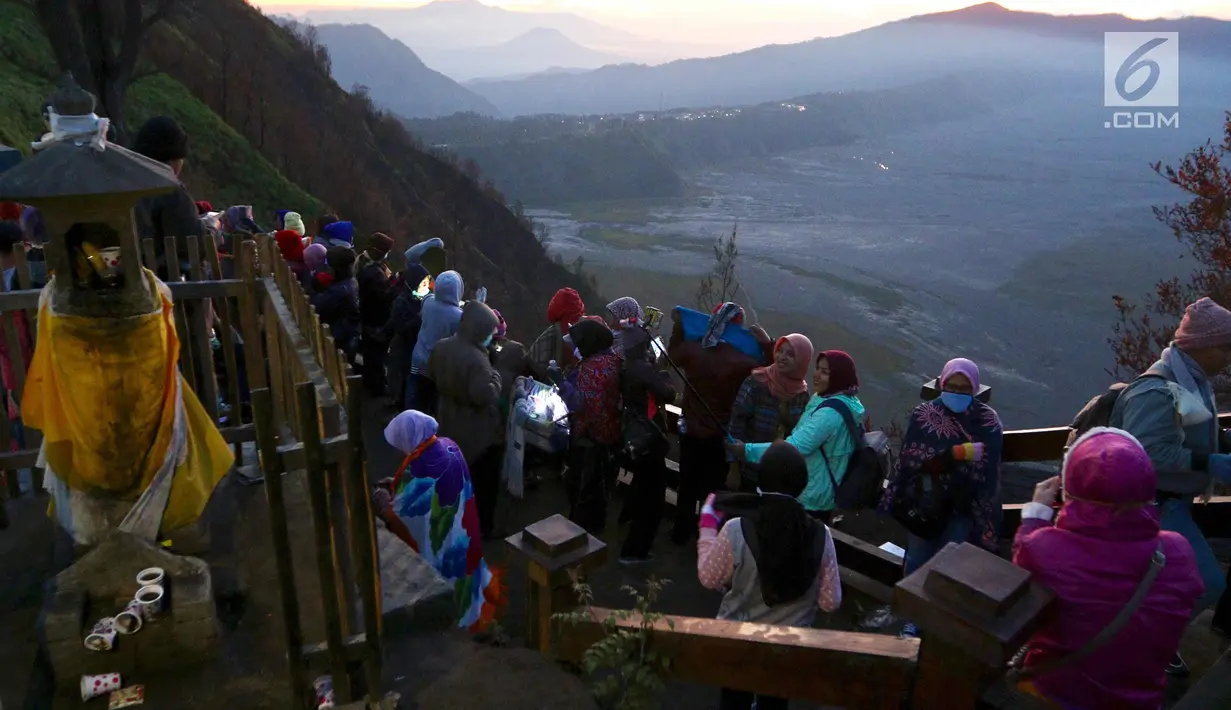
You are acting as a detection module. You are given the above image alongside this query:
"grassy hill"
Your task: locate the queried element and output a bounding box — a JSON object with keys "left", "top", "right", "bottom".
{"left": 0, "top": 0, "right": 599, "bottom": 338}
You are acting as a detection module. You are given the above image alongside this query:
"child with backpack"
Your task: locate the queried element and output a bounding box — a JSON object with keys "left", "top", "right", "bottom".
{"left": 726, "top": 350, "right": 865, "bottom": 523}
{"left": 698, "top": 441, "right": 842, "bottom": 710}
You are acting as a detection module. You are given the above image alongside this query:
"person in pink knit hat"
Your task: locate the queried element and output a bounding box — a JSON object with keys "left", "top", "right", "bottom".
{"left": 1108, "top": 296, "right": 1231, "bottom": 675}
{"left": 1012, "top": 428, "right": 1203, "bottom": 710}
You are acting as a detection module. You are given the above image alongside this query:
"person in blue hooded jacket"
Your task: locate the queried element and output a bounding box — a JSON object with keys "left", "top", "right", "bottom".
{"left": 409, "top": 270, "right": 464, "bottom": 415}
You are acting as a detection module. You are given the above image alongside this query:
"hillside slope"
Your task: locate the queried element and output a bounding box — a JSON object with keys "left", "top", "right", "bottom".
{"left": 314, "top": 23, "right": 500, "bottom": 119}
{"left": 0, "top": 0, "right": 598, "bottom": 337}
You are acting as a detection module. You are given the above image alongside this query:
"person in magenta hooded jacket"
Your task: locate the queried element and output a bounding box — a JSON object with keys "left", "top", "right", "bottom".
{"left": 1012, "top": 427, "right": 1203, "bottom": 710}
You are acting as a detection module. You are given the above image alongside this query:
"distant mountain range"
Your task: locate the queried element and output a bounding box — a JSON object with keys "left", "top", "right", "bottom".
{"left": 465, "top": 2, "right": 1231, "bottom": 116}
{"left": 312, "top": 23, "right": 499, "bottom": 119}
{"left": 417, "top": 27, "right": 631, "bottom": 83}
{"left": 301, "top": 0, "right": 728, "bottom": 67}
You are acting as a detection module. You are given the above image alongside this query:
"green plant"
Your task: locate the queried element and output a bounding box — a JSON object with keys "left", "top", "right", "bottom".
{"left": 554, "top": 576, "right": 674, "bottom": 710}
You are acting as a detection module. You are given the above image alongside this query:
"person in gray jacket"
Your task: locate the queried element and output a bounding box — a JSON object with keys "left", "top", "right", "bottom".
{"left": 429, "top": 300, "right": 503, "bottom": 538}
{"left": 409, "top": 270, "right": 463, "bottom": 415}
{"left": 1110, "top": 296, "right": 1231, "bottom": 675}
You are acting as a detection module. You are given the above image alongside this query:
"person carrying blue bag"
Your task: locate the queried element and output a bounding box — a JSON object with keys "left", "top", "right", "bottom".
{"left": 667, "top": 302, "right": 773, "bottom": 544}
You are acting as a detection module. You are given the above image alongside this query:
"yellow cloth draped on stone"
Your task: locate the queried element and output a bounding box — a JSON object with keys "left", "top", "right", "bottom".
{"left": 23, "top": 271, "right": 233, "bottom": 534}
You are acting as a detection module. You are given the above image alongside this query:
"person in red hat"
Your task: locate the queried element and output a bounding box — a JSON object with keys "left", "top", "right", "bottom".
{"left": 528, "top": 287, "right": 586, "bottom": 377}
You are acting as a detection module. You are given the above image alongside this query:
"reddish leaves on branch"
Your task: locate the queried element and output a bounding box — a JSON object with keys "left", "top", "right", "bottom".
{"left": 1111, "top": 112, "right": 1231, "bottom": 378}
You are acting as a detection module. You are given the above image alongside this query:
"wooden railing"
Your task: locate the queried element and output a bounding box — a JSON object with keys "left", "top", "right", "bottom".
{"left": 0, "top": 235, "right": 382, "bottom": 708}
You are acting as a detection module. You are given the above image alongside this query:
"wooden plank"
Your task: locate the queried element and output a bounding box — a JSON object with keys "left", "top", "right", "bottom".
{"left": 251, "top": 387, "right": 309, "bottom": 710}
{"left": 297, "top": 383, "right": 353, "bottom": 703}
{"left": 1003, "top": 497, "right": 1231, "bottom": 539}
{"left": 554, "top": 610, "right": 919, "bottom": 710}
{"left": 205, "top": 238, "right": 242, "bottom": 428}
{"left": 3, "top": 311, "right": 27, "bottom": 403}
{"left": 829, "top": 528, "right": 903, "bottom": 587}
{"left": 344, "top": 375, "right": 384, "bottom": 701}
{"left": 166, "top": 238, "right": 197, "bottom": 395}
{"left": 840, "top": 566, "right": 895, "bottom": 604}
{"left": 236, "top": 241, "right": 267, "bottom": 391}
{"left": 141, "top": 238, "right": 158, "bottom": 277}
{"left": 302, "top": 633, "right": 368, "bottom": 668}
{"left": 165, "top": 280, "right": 246, "bottom": 300}
{"left": 186, "top": 236, "right": 220, "bottom": 426}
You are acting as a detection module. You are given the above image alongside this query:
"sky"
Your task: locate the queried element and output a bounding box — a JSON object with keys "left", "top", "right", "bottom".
{"left": 255, "top": 0, "right": 1231, "bottom": 46}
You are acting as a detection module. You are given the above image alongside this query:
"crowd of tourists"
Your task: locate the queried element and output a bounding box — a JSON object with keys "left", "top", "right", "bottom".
{"left": 2, "top": 114, "right": 1227, "bottom": 710}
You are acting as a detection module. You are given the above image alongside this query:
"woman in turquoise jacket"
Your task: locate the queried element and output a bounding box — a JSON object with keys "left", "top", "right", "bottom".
{"left": 727, "top": 350, "right": 864, "bottom": 521}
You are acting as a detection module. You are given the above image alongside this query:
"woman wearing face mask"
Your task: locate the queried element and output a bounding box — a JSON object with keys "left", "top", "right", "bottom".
{"left": 726, "top": 350, "right": 865, "bottom": 522}
{"left": 881, "top": 357, "right": 1004, "bottom": 578}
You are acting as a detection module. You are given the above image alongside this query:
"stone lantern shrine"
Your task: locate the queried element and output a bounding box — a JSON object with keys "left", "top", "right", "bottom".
{"left": 0, "top": 74, "right": 233, "bottom": 547}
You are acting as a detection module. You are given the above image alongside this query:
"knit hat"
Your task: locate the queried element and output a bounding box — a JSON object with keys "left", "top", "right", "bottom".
{"left": 194, "top": 201, "right": 213, "bottom": 216}
{"left": 369, "top": 232, "right": 394, "bottom": 255}
{"left": 304, "top": 243, "right": 328, "bottom": 272}
{"left": 284, "top": 212, "right": 305, "bottom": 236}
{"left": 1174, "top": 297, "right": 1231, "bottom": 351}
{"left": 322, "top": 221, "right": 355, "bottom": 247}
{"left": 547, "top": 288, "right": 585, "bottom": 333}
{"left": 0, "top": 202, "right": 21, "bottom": 221}
{"left": 133, "top": 116, "right": 188, "bottom": 164}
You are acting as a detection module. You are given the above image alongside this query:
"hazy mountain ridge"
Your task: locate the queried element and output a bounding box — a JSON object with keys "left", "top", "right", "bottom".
{"left": 312, "top": 23, "right": 500, "bottom": 119}
{"left": 417, "top": 27, "right": 632, "bottom": 83}
{"left": 465, "top": 5, "right": 1231, "bottom": 116}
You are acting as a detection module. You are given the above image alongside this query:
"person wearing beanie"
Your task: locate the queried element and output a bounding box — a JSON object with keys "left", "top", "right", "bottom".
{"left": 357, "top": 232, "right": 397, "bottom": 397}
{"left": 1012, "top": 428, "right": 1203, "bottom": 710}
{"left": 1109, "top": 296, "right": 1231, "bottom": 672}
{"left": 527, "top": 287, "right": 587, "bottom": 378}
{"left": 275, "top": 230, "right": 309, "bottom": 285}
{"left": 322, "top": 221, "right": 355, "bottom": 248}
{"left": 131, "top": 115, "right": 204, "bottom": 277}
{"left": 310, "top": 247, "right": 361, "bottom": 361}
{"left": 284, "top": 212, "right": 306, "bottom": 238}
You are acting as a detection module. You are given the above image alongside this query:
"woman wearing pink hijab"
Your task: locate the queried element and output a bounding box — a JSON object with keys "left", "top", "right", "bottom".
{"left": 726, "top": 334, "right": 813, "bottom": 492}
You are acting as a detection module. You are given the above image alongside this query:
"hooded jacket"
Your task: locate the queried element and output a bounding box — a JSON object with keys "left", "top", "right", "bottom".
{"left": 1013, "top": 428, "right": 1203, "bottom": 710}
{"left": 384, "top": 264, "right": 430, "bottom": 405}
{"left": 412, "top": 271, "right": 464, "bottom": 374}
{"left": 429, "top": 301, "right": 503, "bottom": 464}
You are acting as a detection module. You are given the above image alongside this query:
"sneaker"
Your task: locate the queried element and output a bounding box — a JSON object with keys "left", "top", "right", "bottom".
{"left": 618, "top": 553, "right": 655, "bottom": 566}
{"left": 1166, "top": 652, "right": 1189, "bottom": 678}
{"left": 899, "top": 622, "right": 920, "bottom": 639}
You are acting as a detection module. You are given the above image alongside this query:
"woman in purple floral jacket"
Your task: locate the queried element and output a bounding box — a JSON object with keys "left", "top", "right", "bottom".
{"left": 880, "top": 358, "right": 1004, "bottom": 576}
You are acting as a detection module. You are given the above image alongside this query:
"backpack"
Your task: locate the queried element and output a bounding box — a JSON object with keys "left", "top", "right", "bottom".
{"left": 816, "top": 399, "right": 892, "bottom": 511}
{"left": 1066, "top": 374, "right": 1162, "bottom": 451}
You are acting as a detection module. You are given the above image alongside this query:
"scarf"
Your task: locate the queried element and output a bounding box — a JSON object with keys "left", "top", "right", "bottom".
{"left": 703, "top": 302, "right": 745, "bottom": 349}
{"left": 1158, "top": 345, "right": 1218, "bottom": 451}
{"left": 751, "top": 334, "right": 813, "bottom": 401}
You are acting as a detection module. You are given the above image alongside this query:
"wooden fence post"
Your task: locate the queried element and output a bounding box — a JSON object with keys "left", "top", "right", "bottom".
{"left": 893, "top": 543, "right": 1054, "bottom": 710}
{"left": 344, "top": 375, "right": 383, "bottom": 701}
{"left": 296, "top": 383, "right": 353, "bottom": 703}
{"left": 505, "top": 514, "right": 607, "bottom": 654}
{"left": 251, "top": 387, "right": 309, "bottom": 709}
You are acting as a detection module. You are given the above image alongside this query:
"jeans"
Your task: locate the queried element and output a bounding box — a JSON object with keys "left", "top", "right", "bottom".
{"left": 720, "top": 688, "right": 788, "bottom": 710}
{"left": 671, "top": 436, "right": 728, "bottom": 543}
{"left": 1158, "top": 499, "right": 1227, "bottom": 617}
{"left": 904, "top": 516, "right": 974, "bottom": 576}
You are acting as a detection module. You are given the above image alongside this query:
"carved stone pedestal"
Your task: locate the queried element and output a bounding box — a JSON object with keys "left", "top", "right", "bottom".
{"left": 38, "top": 532, "right": 220, "bottom": 685}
